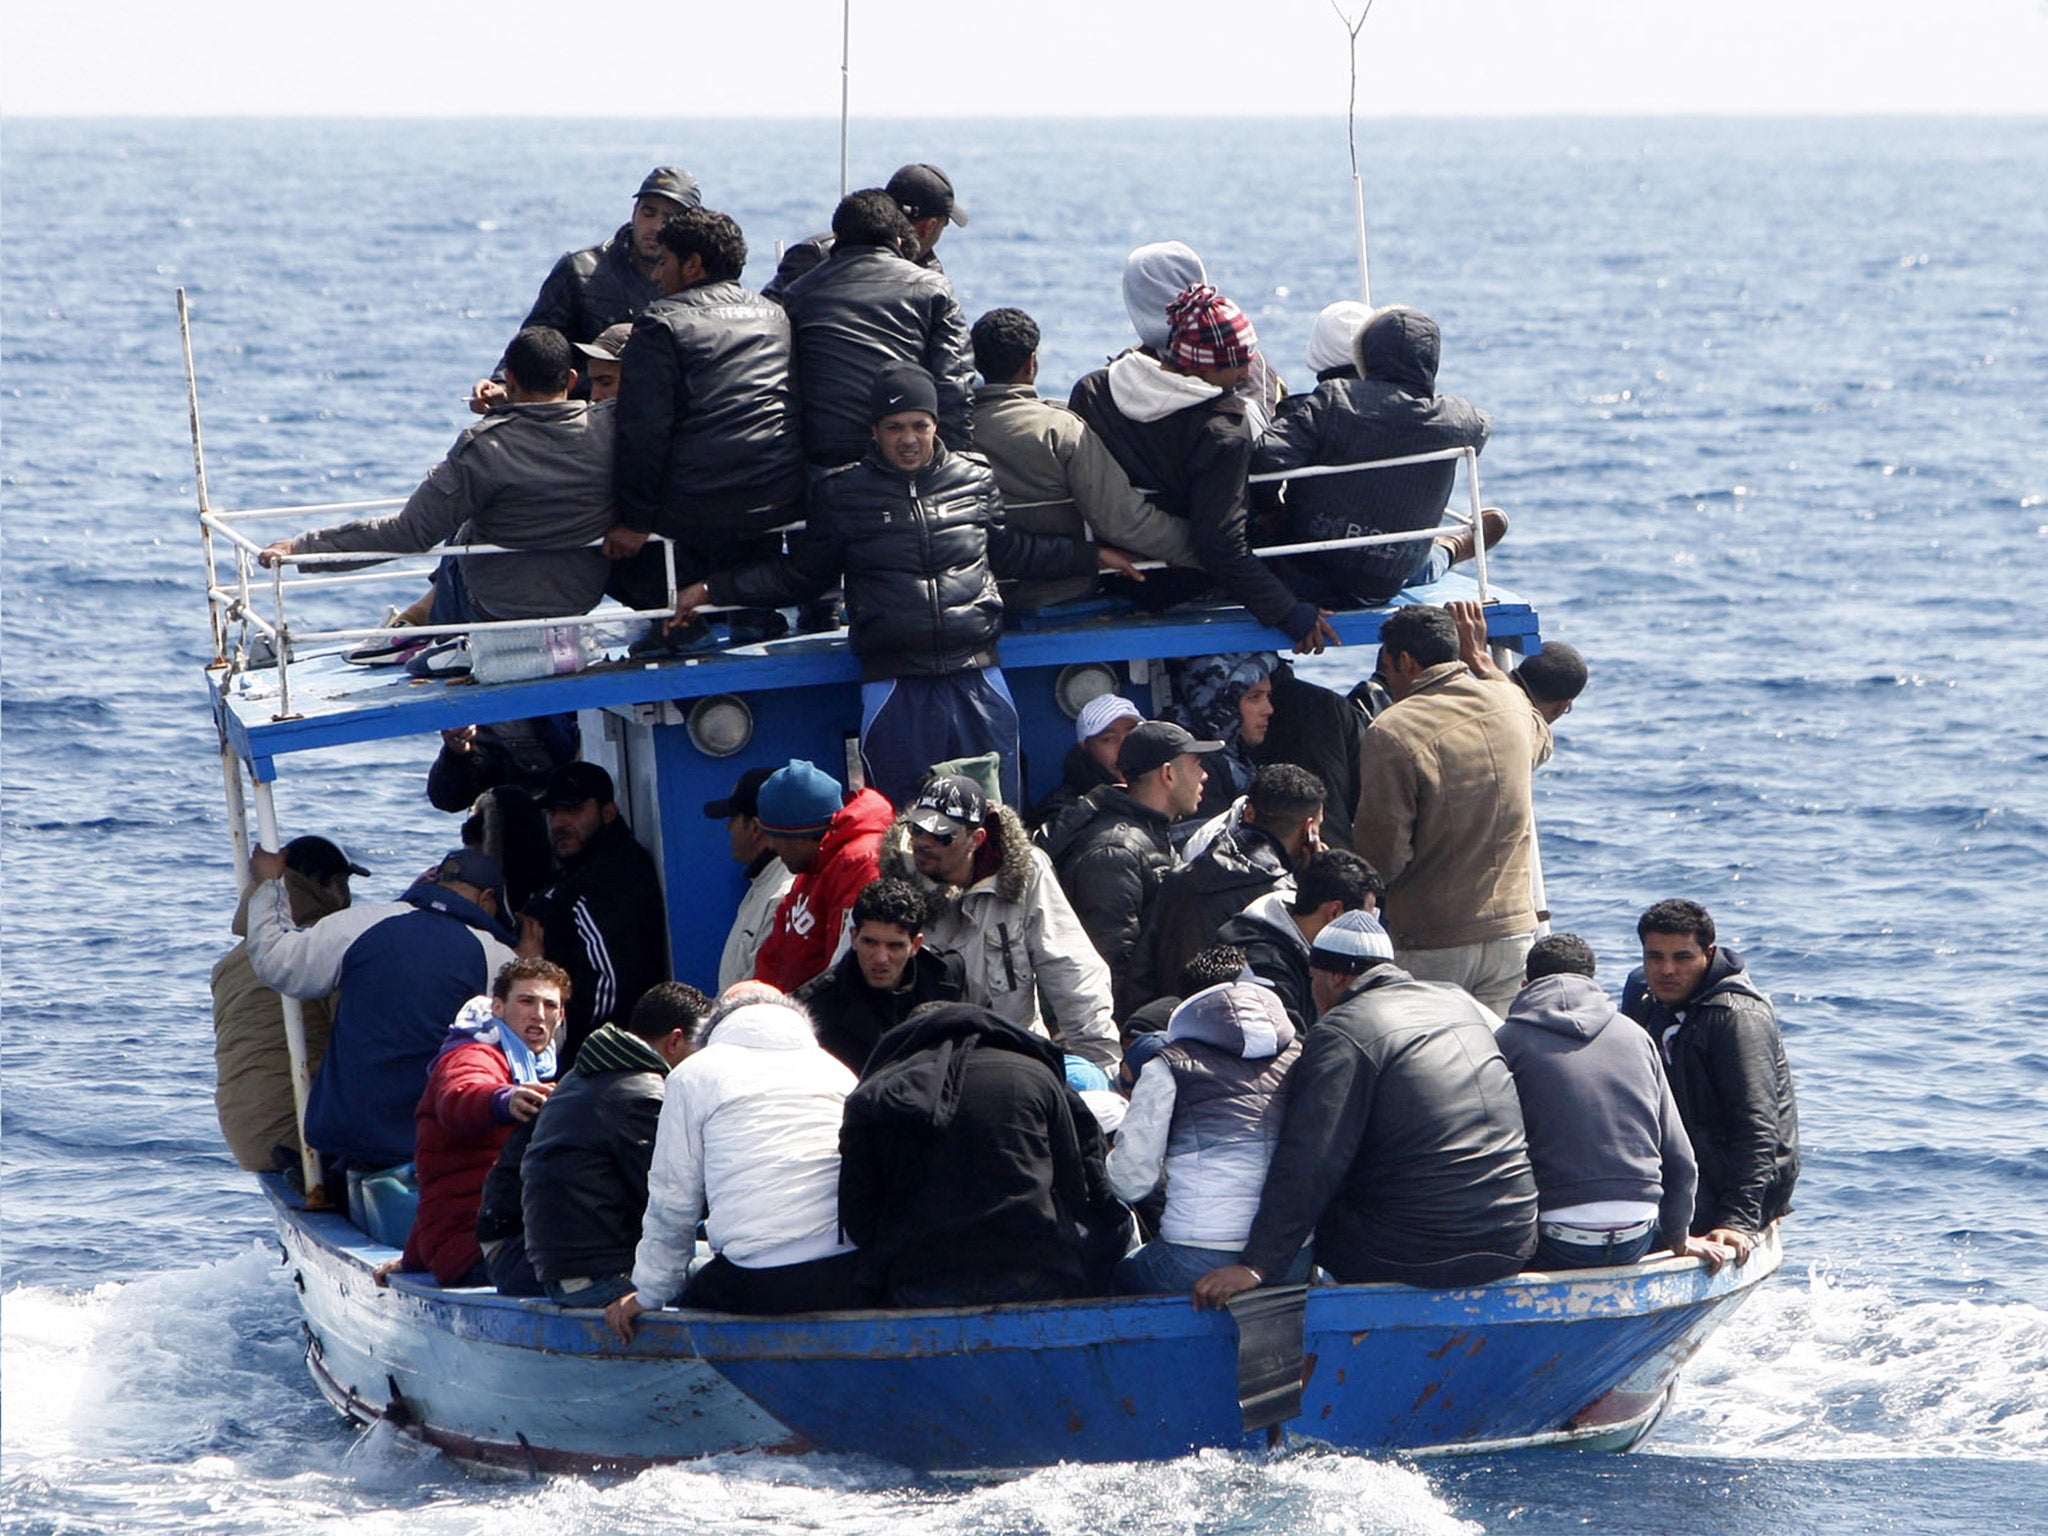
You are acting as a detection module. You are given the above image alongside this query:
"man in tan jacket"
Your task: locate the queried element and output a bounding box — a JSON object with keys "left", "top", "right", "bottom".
{"left": 969, "top": 306, "right": 1198, "bottom": 610}
{"left": 1352, "top": 605, "right": 1550, "bottom": 1014}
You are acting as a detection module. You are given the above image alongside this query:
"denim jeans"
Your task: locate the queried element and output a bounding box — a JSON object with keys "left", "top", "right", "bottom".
{"left": 1115, "top": 1239, "right": 1315, "bottom": 1296}
{"left": 1532, "top": 1227, "right": 1658, "bottom": 1272}
{"left": 544, "top": 1273, "right": 636, "bottom": 1308}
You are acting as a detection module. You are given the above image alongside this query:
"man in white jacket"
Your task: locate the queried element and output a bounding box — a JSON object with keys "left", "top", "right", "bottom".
{"left": 606, "top": 985, "right": 856, "bottom": 1334}
{"left": 704, "top": 766, "right": 794, "bottom": 992}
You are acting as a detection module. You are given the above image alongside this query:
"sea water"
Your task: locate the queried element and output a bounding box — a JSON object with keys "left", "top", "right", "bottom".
{"left": 3, "top": 116, "right": 2044, "bottom": 1533}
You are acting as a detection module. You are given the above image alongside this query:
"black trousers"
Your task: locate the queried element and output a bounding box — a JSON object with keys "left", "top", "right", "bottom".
{"left": 683, "top": 1250, "right": 862, "bottom": 1315}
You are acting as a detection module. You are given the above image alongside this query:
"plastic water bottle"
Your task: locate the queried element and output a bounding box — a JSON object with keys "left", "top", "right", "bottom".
{"left": 468, "top": 623, "right": 597, "bottom": 685}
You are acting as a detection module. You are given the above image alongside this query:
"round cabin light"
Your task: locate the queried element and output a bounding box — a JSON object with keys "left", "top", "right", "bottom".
{"left": 1054, "top": 663, "right": 1120, "bottom": 720}
{"left": 686, "top": 695, "right": 754, "bottom": 758}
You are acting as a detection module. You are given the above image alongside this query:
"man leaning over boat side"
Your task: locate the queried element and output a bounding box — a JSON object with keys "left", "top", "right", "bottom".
{"left": 670, "top": 363, "right": 1139, "bottom": 809}
{"left": 779, "top": 189, "right": 976, "bottom": 468}
{"left": 211, "top": 835, "right": 363, "bottom": 1171}
{"left": 244, "top": 846, "right": 519, "bottom": 1204}
{"left": 838, "top": 1003, "right": 1134, "bottom": 1306}
{"left": 601, "top": 206, "right": 805, "bottom": 616}
{"left": 1068, "top": 282, "right": 1340, "bottom": 656}
{"left": 519, "top": 762, "right": 669, "bottom": 1070}
{"left": 1193, "top": 911, "right": 1539, "bottom": 1308}
{"left": 1250, "top": 305, "right": 1505, "bottom": 609}
{"left": 505, "top": 981, "right": 707, "bottom": 1307}
{"left": 1622, "top": 900, "right": 1800, "bottom": 1265}
{"left": 471, "top": 165, "right": 702, "bottom": 412}
{"left": 968, "top": 305, "right": 1199, "bottom": 612}
{"left": 259, "top": 327, "right": 615, "bottom": 627}
{"left": 1352, "top": 604, "right": 1550, "bottom": 1017}
{"left": 1498, "top": 935, "right": 1726, "bottom": 1273}
{"left": 878, "top": 772, "right": 1124, "bottom": 1080}
{"left": 607, "top": 985, "right": 859, "bottom": 1335}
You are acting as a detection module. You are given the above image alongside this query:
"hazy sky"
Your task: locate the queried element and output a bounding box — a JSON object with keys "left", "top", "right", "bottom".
{"left": 4, "top": 0, "right": 2046, "bottom": 116}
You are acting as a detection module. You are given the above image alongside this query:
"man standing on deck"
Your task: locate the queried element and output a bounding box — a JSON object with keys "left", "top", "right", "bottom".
{"left": 244, "top": 846, "right": 519, "bottom": 1181}
{"left": 1622, "top": 900, "right": 1799, "bottom": 1263}
{"left": 471, "top": 166, "right": 702, "bottom": 411}
{"left": 1193, "top": 910, "right": 1538, "bottom": 1306}
{"left": 520, "top": 762, "right": 669, "bottom": 1069}
{"left": 1352, "top": 604, "right": 1550, "bottom": 1016}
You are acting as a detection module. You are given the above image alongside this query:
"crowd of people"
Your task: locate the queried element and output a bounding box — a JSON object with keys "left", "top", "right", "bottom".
{"left": 213, "top": 159, "right": 1800, "bottom": 1320}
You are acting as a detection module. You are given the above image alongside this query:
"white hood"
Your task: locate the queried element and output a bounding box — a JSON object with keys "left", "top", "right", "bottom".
{"left": 1106, "top": 348, "right": 1221, "bottom": 424}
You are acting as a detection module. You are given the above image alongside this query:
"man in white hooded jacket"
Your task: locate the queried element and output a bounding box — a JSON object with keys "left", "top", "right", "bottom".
{"left": 606, "top": 985, "right": 856, "bottom": 1334}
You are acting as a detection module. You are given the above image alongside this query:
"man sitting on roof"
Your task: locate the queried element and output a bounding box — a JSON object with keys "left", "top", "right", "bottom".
{"left": 245, "top": 846, "right": 519, "bottom": 1201}
{"left": 969, "top": 305, "right": 1198, "bottom": 612}
{"left": 672, "top": 363, "right": 1138, "bottom": 809}
{"left": 1251, "top": 305, "right": 1504, "bottom": 608}
{"left": 1069, "top": 283, "right": 1337, "bottom": 655}
{"left": 260, "top": 327, "right": 615, "bottom": 627}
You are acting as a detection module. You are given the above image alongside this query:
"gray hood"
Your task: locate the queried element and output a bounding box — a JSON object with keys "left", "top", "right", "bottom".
{"left": 1504, "top": 972, "right": 1619, "bottom": 1042}
{"left": 1355, "top": 306, "right": 1440, "bottom": 396}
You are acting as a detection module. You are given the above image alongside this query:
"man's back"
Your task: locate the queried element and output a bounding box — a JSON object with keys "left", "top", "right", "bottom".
{"left": 1239, "top": 967, "right": 1537, "bottom": 1285}
{"left": 1354, "top": 662, "right": 1548, "bottom": 951}
{"left": 521, "top": 1023, "right": 668, "bottom": 1284}
{"left": 782, "top": 242, "right": 973, "bottom": 466}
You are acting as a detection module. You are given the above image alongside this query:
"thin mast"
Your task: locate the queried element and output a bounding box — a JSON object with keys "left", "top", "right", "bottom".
{"left": 1331, "top": 1, "right": 1376, "bottom": 306}
{"left": 839, "top": 0, "right": 852, "bottom": 199}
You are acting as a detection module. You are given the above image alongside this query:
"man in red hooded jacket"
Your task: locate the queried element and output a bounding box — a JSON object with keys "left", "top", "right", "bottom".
{"left": 393, "top": 958, "right": 568, "bottom": 1286}
{"left": 751, "top": 760, "right": 893, "bottom": 994}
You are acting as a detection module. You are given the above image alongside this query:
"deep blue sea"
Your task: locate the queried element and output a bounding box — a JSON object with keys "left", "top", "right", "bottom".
{"left": 4, "top": 116, "right": 2045, "bottom": 1533}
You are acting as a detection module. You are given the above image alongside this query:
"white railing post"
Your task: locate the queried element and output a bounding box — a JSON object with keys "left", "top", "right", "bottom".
{"left": 1465, "top": 446, "right": 1489, "bottom": 604}
{"left": 178, "top": 288, "right": 227, "bottom": 666}
{"left": 249, "top": 776, "right": 327, "bottom": 1206}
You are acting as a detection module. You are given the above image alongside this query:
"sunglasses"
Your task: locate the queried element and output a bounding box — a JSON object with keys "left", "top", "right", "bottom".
{"left": 911, "top": 822, "right": 961, "bottom": 846}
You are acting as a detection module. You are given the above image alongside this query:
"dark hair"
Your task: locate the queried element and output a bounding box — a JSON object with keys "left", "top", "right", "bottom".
{"left": 502, "top": 327, "right": 575, "bottom": 395}
{"left": 971, "top": 307, "right": 1040, "bottom": 384}
{"left": 1515, "top": 642, "right": 1588, "bottom": 705}
{"left": 1378, "top": 605, "right": 1460, "bottom": 668}
{"left": 1179, "top": 943, "right": 1249, "bottom": 995}
{"left": 1525, "top": 933, "right": 1598, "bottom": 982}
{"left": 1245, "top": 763, "right": 1325, "bottom": 832}
{"left": 1291, "top": 849, "right": 1382, "bottom": 916}
{"left": 832, "top": 188, "right": 914, "bottom": 249}
{"left": 658, "top": 207, "right": 747, "bottom": 284}
{"left": 851, "top": 876, "right": 928, "bottom": 936}
{"left": 1637, "top": 898, "right": 1715, "bottom": 949}
{"left": 493, "top": 955, "right": 572, "bottom": 1001}
{"left": 627, "top": 981, "right": 711, "bottom": 1042}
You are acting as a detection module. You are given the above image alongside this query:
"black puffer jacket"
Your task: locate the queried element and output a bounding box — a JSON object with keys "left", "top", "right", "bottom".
{"left": 1068, "top": 362, "right": 1317, "bottom": 643}
{"left": 837, "top": 1004, "right": 1132, "bottom": 1300}
{"left": 1027, "top": 743, "right": 1120, "bottom": 832}
{"left": 1135, "top": 820, "right": 1295, "bottom": 1004}
{"left": 781, "top": 240, "right": 974, "bottom": 466}
{"left": 613, "top": 279, "right": 805, "bottom": 538}
{"left": 519, "top": 1023, "right": 668, "bottom": 1283}
{"left": 516, "top": 225, "right": 662, "bottom": 346}
{"left": 1238, "top": 965, "right": 1538, "bottom": 1283}
{"left": 1623, "top": 948, "right": 1799, "bottom": 1236}
{"left": 1250, "top": 307, "right": 1491, "bottom": 603}
{"left": 707, "top": 442, "right": 1096, "bottom": 682}
{"left": 1041, "top": 786, "right": 1179, "bottom": 1017}
{"left": 794, "top": 944, "right": 967, "bottom": 1075}
{"left": 761, "top": 232, "right": 945, "bottom": 305}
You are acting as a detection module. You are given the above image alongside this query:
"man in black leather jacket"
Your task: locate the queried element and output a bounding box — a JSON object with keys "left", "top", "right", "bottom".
{"left": 673, "top": 364, "right": 1136, "bottom": 807}
{"left": 1623, "top": 899, "right": 1799, "bottom": 1262}
{"left": 780, "top": 189, "right": 975, "bottom": 467}
{"left": 472, "top": 166, "right": 702, "bottom": 412}
{"left": 1043, "top": 721, "right": 1221, "bottom": 1017}
{"left": 1194, "top": 910, "right": 1538, "bottom": 1307}
{"left": 604, "top": 207, "right": 804, "bottom": 608}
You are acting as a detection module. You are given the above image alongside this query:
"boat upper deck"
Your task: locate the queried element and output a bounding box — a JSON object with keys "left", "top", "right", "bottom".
{"left": 210, "top": 575, "right": 1538, "bottom": 781}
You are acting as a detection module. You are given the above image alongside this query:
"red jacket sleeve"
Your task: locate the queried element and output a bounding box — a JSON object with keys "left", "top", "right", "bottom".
{"left": 423, "top": 1041, "right": 513, "bottom": 1139}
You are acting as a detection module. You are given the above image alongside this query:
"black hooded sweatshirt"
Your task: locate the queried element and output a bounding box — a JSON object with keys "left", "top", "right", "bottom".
{"left": 1250, "top": 307, "right": 1491, "bottom": 602}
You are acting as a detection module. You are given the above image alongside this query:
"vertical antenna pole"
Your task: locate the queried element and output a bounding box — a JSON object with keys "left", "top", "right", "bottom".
{"left": 179, "top": 288, "right": 229, "bottom": 665}
{"left": 839, "top": 0, "right": 852, "bottom": 199}
{"left": 1332, "top": 2, "right": 1376, "bottom": 306}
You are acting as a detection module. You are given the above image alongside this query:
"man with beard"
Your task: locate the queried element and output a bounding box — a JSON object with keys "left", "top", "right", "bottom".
{"left": 520, "top": 762, "right": 669, "bottom": 1067}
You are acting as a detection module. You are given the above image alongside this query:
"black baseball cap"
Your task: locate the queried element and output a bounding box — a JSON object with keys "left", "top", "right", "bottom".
{"left": 283, "top": 835, "right": 370, "bottom": 881}
{"left": 636, "top": 166, "right": 702, "bottom": 209}
{"left": 704, "top": 765, "right": 777, "bottom": 820}
{"left": 541, "top": 761, "right": 616, "bottom": 810}
{"left": 887, "top": 163, "right": 967, "bottom": 227}
{"left": 906, "top": 773, "right": 989, "bottom": 837}
{"left": 1119, "top": 720, "right": 1225, "bottom": 782}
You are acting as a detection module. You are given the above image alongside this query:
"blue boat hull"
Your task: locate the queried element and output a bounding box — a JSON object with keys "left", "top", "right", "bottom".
{"left": 265, "top": 1178, "right": 1779, "bottom": 1474}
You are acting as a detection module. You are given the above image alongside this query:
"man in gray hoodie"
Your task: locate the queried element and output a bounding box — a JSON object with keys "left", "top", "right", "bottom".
{"left": 1497, "top": 935, "right": 1717, "bottom": 1271}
